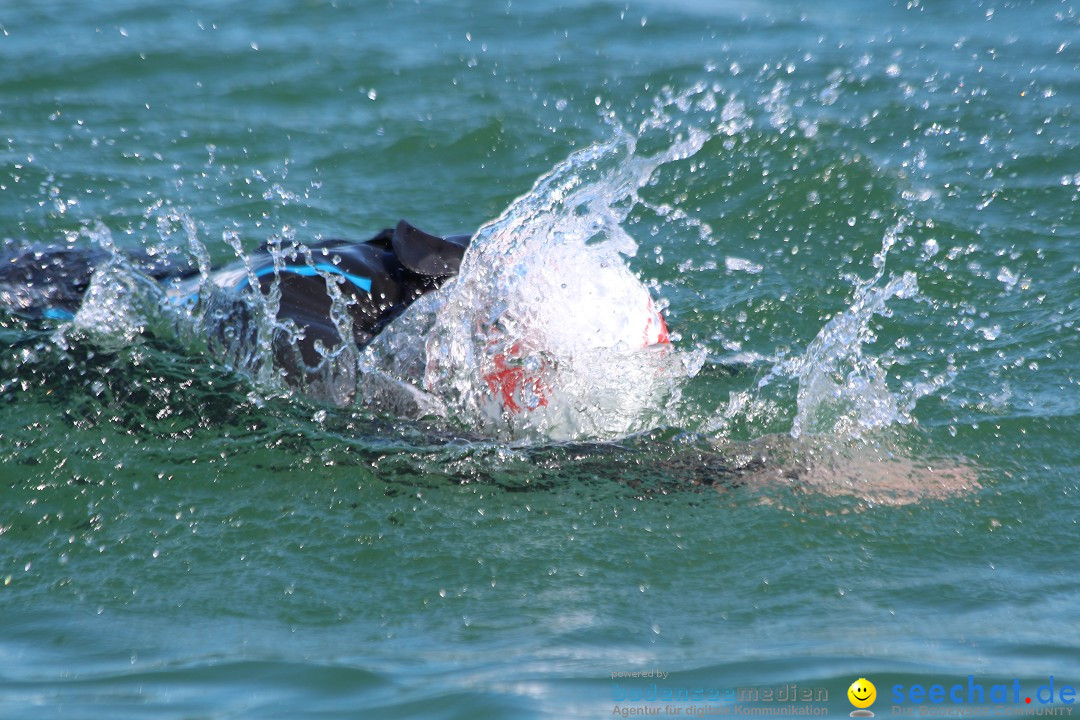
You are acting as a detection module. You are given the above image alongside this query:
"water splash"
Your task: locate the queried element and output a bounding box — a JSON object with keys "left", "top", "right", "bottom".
{"left": 364, "top": 121, "right": 710, "bottom": 441}
{"left": 51, "top": 223, "right": 185, "bottom": 352}
{"left": 790, "top": 270, "right": 920, "bottom": 439}
{"left": 21, "top": 80, "right": 958, "bottom": 447}
{"left": 53, "top": 221, "right": 286, "bottom": 398}
{"left": 785, "top": 221, "right": 952, "bottom": 441}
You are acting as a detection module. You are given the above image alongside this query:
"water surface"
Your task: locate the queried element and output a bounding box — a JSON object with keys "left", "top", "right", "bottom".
{"left": 2, "top": 1, "right": 1078, "bottom": 718}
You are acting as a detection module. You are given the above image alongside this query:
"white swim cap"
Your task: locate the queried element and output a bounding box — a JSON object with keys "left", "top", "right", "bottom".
{"left": 459, "top": 247, "right": 674, "bottom": 438}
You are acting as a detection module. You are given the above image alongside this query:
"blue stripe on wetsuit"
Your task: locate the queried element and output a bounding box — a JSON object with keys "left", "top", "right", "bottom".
{"left": 166, "top": 263, "right": 373, "bottom": 309}
{"left": 248, "top": 264, "right": 373, "bottom": 293}
{"left": 43, "top": 308, "right": 75, "bottom": 321}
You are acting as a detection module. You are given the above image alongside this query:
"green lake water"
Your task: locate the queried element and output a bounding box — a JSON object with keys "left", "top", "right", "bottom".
{"left": 2, "top": 1, "right": 1078, "bottom": 718}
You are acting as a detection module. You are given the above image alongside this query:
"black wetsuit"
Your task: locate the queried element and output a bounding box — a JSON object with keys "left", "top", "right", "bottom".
{"left": 0, "top": 220, "right": 470, "bottom": 384}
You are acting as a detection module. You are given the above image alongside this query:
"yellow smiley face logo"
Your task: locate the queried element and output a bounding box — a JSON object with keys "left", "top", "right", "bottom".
{"left": 848, "top": 678, "right": 876, "bottom": 708}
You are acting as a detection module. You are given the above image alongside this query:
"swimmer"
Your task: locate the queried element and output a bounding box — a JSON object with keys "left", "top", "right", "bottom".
{"left": 1, "top": 221, "right": 979, "bottom": 500}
